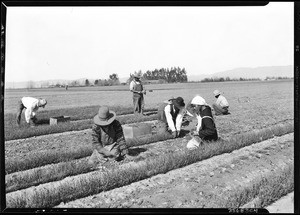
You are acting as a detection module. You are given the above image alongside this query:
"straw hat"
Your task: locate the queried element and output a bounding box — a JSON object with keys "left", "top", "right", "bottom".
{"left": 213, "top": 90, "right": 221, "bottom": 96}
{"left": 93, "top": 106, "right": 116, "bottom": 126}
{"left": 39, "top": 99, "right": 47, "bottom": 108}
{"left": 191, "top": 96, "right": 208, "bottom": 106}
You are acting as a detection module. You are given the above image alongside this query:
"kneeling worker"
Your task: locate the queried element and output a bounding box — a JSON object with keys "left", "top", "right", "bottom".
{"left": 157, "top": 97, "right": 186, "bottom": 138}
{"left": 186, "top": 95, "right": 218, "bottom": 141}
{"left": 16, "top": 97, "right": 47, "bottom": 127}
{"left": 212, "top": 90, "right": 229, "bottom": 115}
{"left": 89, "top": 106, "right": 128, "bottom": 167}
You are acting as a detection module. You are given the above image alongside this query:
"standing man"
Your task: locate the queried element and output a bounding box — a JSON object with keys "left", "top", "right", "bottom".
{"left": 89, "top": 106, "right": 128, "bottom": 168}
{"left": 129, "top": 74, "right": 146, "bottom": 115}
{"left": 212, "top": 90, "right": 230, "bottom": 115}
{"left": 16, "top": 97, "right": 47, "bottom": 127}
{"left": 186, "top": 95, "right": 218, "bottom": 141}
{"left": 157, "top": 97, "right": 186, "bottom": 138}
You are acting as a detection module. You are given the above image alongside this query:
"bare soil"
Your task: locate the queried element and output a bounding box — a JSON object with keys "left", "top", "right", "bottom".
{"left": 55, "top": 133, "right": 294, "bottom": 209}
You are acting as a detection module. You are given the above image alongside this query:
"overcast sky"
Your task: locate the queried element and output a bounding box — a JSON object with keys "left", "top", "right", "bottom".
{"left": 5, "top": 2, "right": 293, "bottom": 83}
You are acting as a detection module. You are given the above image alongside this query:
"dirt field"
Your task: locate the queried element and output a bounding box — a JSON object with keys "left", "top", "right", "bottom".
{"left": 4, "top": 80, "right": 294, "bottom": 210}
{"left": 56, "top": 133, "right": 293, "bottom": 208}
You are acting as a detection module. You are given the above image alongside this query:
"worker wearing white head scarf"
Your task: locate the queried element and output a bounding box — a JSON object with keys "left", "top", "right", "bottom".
{"left": 186, "top": 95, "right": 218, "bottom": 141}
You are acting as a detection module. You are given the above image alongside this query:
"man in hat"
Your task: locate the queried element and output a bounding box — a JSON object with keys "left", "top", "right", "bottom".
{"left": 16, "top": 97, "right": 47, "bottom": 127}
{"left": 186, "top": 95, "right": 218, "bottom": 142}
{"left": 129, "top": 74, "right": 146, "bottom": 115}
{"left": 89, "top": 106, "right": 128, "bottom": 167}
{"left": 212, "top": 90, "right": 229, "bottom": 115}
{"left": 157, "top": 97, "right": 186, "bottom": 138}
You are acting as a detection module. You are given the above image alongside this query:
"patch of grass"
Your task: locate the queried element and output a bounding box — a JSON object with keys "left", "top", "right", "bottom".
{"left": 6, "top": 123, "right": 293, "bottom": 208}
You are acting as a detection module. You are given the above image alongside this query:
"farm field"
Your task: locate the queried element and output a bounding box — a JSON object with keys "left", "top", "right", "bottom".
{"left": 4, "top": 79, "right": 294, "bottom": 210}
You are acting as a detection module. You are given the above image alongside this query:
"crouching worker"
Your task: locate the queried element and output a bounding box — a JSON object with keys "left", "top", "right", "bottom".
{"left": 212, "top": 90, "right": 229, "bottom": 115}
{"left": 88, "top": 106, "right": 128, "bottom": 168}
{"left": 186, "top": 95, "right": 218, "bottom": 142}
{"left": 157, "top": 97, "right": 186, "bottom": 138}
{"left": 16, "top": 97, "right": 47, "bottom": 127}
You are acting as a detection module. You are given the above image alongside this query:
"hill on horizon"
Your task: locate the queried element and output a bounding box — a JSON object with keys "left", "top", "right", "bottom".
{"left": 188, "top": 65, "right": 293, "bottom": 81}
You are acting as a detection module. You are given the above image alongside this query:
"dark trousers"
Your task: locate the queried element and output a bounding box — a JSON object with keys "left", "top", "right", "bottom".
{"left": 133, "top": 93, "right": 144, "bottom": 114}
{"left": 16, "top": 100, "right": 25, "bottom": 125}
{"left": 212, "top": 103, "right": 229, "bottom": 115}
{"left": 16, "top": 100, "right": 37, "bottom": 126}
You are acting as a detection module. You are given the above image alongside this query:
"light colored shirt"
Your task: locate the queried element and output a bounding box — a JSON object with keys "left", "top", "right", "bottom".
{"left": 129, "top": 80, "right": 143, "bottom": 92}
{"left": 164, "top": 104, "right": 185, "bottom": 132}
{"left": 216, "top": 95, "right": 229, "bottom": 107}
{"left": 21, "top": 97, "right": 40, "bottom": 123}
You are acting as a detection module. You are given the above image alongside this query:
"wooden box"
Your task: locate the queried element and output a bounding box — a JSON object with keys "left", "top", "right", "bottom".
{"left": 122, "top": 123, "right": 152, "bottom": 139}
{"left": 50, "top": 116, "right": 71, "bottom": 125}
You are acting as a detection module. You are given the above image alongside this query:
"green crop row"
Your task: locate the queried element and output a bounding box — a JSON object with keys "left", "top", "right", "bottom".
{"left": 5, "top": 111, "right": 158, "bottom": 141}
{"left": 6, "top": 122, "right": 294, "bottom": 208}
{"left": 5, "top": 132, "right": 173, "bottom": 174}
{"left": 222, "top": 163, "right": 294, "bottom": 209}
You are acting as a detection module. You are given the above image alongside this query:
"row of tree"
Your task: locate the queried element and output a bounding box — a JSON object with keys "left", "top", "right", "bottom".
{"left": 93, "top": 73, "right": 120, "bottom": 86}
{"left": 200, "top": 77, "right": 261, "bottom": 82}
{"left": 139, "top": 67, "right": 188, "bottom": 83}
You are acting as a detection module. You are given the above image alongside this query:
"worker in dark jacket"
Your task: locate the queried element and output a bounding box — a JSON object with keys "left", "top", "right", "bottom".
{"left": 186, "top": 95, "right": 218, "bottom": 141}
{"left": 88, "top": 106, "right": 128, "bottom": 167}
{"left": 157, "top": 96, "right": 186, "bottom": 138}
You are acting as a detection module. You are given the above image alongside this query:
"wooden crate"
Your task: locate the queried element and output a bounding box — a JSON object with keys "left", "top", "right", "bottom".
{"left": 50, "top": 116, "right": 71, "bottom": 125}
{"left": 122, "top": 123, "right": 152, "bottom": 139}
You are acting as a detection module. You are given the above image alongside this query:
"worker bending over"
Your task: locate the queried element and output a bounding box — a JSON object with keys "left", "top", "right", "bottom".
{"left": 157, "top": 97, "right": 186, "bottom": 138}
{"left": 186, "top": 95, "right": 218, "bottom": 141}
{"left": 16, "top": 97, "right": 47, "bottom": 127}
{"left": 212, "top": 90, "right": 230, "bottom": 115}
{"left": 89, "top": 106, "right": 128, "bottom": 168}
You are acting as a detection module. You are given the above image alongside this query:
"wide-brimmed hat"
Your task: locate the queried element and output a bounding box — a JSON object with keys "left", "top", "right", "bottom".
{"left": 213, "top": 90, "right": 221, "bottom": 96}
{"left": 191, "top": 95, "right": 208, "bottom": 106}
{"left": 39, "top": 99, "right": 47, "bottom": 108}
{"left": 173, "top": 97, "right": 185, "bottom": 108}
{"left": 93, "top": 106, "right": 116, "bottom": 126}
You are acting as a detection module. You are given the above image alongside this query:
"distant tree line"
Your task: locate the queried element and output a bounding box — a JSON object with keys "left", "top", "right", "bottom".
{"left": 265, "top": 76, "right": 293, "bottom": 80}
{"left": 200, "top": 77, "right": 261, "bottom": 83}
{"left": 127, "top": 67, "right": 188, "bottom": 84}
{"left": 24, "top": 67, "right": 188, "bottom": 89}
{"left": 93, "top": 73, "right": 120, "bottom": 86}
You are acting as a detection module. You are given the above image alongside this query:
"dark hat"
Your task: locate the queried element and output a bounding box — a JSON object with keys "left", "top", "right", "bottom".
{"left": 93, "top": 106, "right": 116, "bottom": 126}
{"left": 173, "top": 97, "right": 185, "bottom": 108}
{"left": 133, "top": 74, "right": 141, "bottom": 79}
